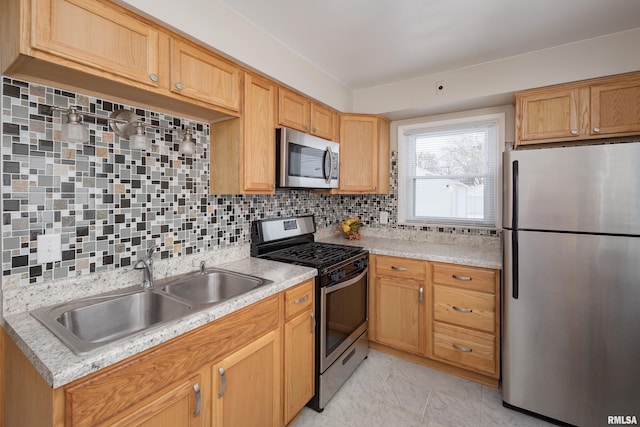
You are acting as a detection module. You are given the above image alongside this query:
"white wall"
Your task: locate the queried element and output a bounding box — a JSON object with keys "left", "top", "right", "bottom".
{"left": 115, "top": 0, "right": 640, "bottom": 120}
{"left": 355, "top": 28, "right": 640, "bottom": 120}
{"left": 114, "top": 0, "right": 354, "bottom": 111}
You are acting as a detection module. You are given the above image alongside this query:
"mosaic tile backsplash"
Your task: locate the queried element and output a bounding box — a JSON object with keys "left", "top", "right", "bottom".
{"left": 2, "top": 77, "right": 497, "bottom": 288}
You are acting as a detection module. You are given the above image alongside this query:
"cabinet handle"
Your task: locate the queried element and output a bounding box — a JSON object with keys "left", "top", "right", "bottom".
{"left": 294, "top": 295, "right": 309, "bottom": 304}
{"left": 452, "top": 306, "right": 473, "bottom": 313}
{"left": 570, "top": 129, "right": 578, "bottom": 135}
{"left": 218, "top": 367, "right": 226, "bottom": 398}
{"left": 175, "top": 82, "right": 184, "bottom": 90}
{"left": 391, "top": 266, "right": 407, "bottom": 271}
{"left": 149, "top": 73, "right": 158, "bottom": 82}
{"left": 419, "top": 287, "right": 424, "bottom": 304}
{"left": 452, "top": 274, "right": 472, "bottom": 281}
{"left": 193, "top": 383, "right": 201, "bottom": 417}
{"left": 452, "top": 344, "right": 473, "bottom": 353}
{"left": 593, "top": 127, "right": 601, "bottom": 133}
{"left": 310, "top": 312, "right": 315, "bottom": 333}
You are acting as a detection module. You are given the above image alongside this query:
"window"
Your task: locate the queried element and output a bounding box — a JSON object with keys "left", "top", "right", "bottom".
{"left": 398, "top": 113, "right": 504, "bottom": 228}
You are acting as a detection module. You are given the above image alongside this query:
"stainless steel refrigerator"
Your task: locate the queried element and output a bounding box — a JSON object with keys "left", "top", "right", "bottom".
{"left": 502, "top": 142, "right": 640, "bottom": 426}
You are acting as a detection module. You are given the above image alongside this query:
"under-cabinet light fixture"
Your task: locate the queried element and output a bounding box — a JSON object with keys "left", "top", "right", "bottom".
{"left": 53, "top": 107, "right": 196, "bottom": 155}
{"left": 60, "top": 108, "right": 90, "bottom": 143}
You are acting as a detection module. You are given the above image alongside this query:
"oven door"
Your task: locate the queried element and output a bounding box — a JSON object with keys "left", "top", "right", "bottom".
{"left": 320, "top": 268, "right": 368, "bottom": 372}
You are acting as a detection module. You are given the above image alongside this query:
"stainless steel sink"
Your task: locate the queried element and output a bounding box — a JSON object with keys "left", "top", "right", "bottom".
{"left": 160, "top": 268, "right": 271, "bottom": 304}
{"left": 31, "top": 267, "right": 272, "bottom": 355}
{"left": 32, "top": 289, "right": 192, "bottom": 354}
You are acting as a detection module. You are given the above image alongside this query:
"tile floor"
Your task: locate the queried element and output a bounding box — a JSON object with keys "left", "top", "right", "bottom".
{"left": 290, "top": 350, "right": 554, "bottom": 427}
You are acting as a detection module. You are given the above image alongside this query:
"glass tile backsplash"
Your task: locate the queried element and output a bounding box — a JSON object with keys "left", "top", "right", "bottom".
{"left": 2, "top": 77, "right": 495, "bottom": 287}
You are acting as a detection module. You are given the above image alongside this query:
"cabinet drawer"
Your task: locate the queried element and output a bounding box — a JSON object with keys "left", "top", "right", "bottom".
{"left": 433, "top": 323, "right": 496, "bottom": 375}
{"left": 375, "top": 255, "right": 426, "bottom": 281}
{"left": 285, "top": 279, "right": 314, "bottom": 320}
{"left": 433, "top": 286, "right": 495, "bottom": 333}
{"left": 432, "top": 263, "right": 496, "bottom": 293}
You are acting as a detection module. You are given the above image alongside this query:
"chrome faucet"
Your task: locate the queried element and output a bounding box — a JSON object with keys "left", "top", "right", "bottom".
{"left": 134, "top": 243, "right": 156, "bottom": 288}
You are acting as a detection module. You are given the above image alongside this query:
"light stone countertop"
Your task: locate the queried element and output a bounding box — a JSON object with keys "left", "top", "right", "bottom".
{"left": 3, "top": 230, "right": 501, "bottom": 389}
{"left": 318, "top": 233, "right": 502, "bottom": 269}
{"left": 3, "top": 257, "right": 316, "bottom": 388}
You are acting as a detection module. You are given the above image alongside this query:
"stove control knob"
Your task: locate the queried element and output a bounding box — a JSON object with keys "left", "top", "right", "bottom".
{"left": 355, "top": 258, "right": 368, "bottom": 270}
{"left": 330, "top": 269, "right": 345, "bottom": 282}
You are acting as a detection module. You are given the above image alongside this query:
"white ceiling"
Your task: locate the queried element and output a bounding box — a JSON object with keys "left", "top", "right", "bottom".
{"left": 219, "top": 0, "right": 640, "bottom": 91}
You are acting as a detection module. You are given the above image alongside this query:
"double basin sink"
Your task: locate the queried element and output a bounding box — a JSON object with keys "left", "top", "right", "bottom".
{"left": 31, "top": 268, "right": 273, "bottom": 355}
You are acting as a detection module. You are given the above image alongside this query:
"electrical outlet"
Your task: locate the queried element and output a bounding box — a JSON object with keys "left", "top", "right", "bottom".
{"left": 436, "top": 80, "right": 446, "bottom": 95}
{"left": 379, "top": 211, "right": 389, "bottom": 224}
{"left": 37, "top": 233, "right": 62, "bottom": 264}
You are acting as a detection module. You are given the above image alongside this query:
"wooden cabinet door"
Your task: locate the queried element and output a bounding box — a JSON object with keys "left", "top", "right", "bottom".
{"left": 310, "top": 103, "right": 337, "bottom": 140}
{"left": 374, "top": 277, "right": 424, "bottom": 354}
{"left": 518, "top": 88, "right": 588, "bottom": 144}
{"left": 284, "top": 310, "right": 314, "bottom": 424}
{"left": 278, "top": 88, "right": 310, "bottom": 132}
{"left": 339, "top": 115, "right": 379, "bottom": 193}
{"left": 170, "top": 39, "right": 241, "bottom": 111}
{"left": 243, "top": 73, "right": 276, "bottom": 192}
{"left": 99, "top": 374, "right": 204, "bottom": 427}
{"left": 31, "top": 0, "right": 160, "bottom": 87}
{"left": 591, "top": 76, "right": 640, "bottom": 136}
{"left": 212, "top": 330, "right": 281, "bottom": 427}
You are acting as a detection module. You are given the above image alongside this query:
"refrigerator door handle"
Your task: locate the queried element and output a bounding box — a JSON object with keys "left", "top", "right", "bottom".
{"left": 512, "top": 160, "right": 519, "bottom": 299}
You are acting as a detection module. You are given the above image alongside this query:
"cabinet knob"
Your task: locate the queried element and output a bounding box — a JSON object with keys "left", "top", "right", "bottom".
{"left": 175, "top": 82, "right": 184, "bottom": 90}
{"left": 149, "top": 73, "right": 158, "bottom": 82}
{"left": 271, "top": 184, "right": 275, "bottom": 189}
{"left": 312, "top": 128, "right": 317, "bottom": 133}
{"left": 570, "top": 129, "right": 578, "bottom": 135}
{"left": 593, "top": 127, "right": 601, "bottom": 133}
{"left": 304, "top": 125, "right": 309, "bottom": 131}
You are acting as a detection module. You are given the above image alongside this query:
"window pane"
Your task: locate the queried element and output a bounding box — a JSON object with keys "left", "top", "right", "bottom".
{"left": 399, "top": 114, "right": 503, "bottom": 228}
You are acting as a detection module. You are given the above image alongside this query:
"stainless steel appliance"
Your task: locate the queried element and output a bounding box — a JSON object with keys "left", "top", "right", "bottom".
{"left": 251, "top": 215, "right": 369, "bottom": 411}
{"left": 276, "top": 127, "right": 339, "bottom": 189}
{"left": 502, "top": 142, "right": 640, "bottom": 426}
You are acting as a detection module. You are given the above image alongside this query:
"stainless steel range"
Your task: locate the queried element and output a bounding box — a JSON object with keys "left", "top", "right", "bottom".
{"left": 251, "top": 215, "right": 369, "bottom": 411}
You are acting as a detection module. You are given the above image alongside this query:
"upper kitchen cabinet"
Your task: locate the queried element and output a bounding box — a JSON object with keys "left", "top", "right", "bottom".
{"left": 30, "top": 0, "right": 161, "bottom": 88}
{"left": 334, "top": 114, "right": 390, "bottom": 194}
{"left": 169, "top": 39, "right": 241, "bottom": 112}
{"left": 1, "top": 0, "right": 239, "bottom": 121}
{"left": 210, "top": 72, "right": 276, "bottom": 194}
{"left": 516, "top": 71, "right": 640, "bottom": 146}
{"left": 278, "top": 87, "right": 338, "bottom": 141}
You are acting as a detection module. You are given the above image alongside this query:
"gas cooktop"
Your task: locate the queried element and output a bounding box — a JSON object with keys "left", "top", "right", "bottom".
{"left": 260, "top": 242, "right": 365, "bottom": 269}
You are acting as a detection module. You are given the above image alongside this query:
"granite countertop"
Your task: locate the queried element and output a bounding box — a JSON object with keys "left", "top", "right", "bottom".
{"left": 4, "top": 231, "right": 500, "bottom": 389}
{"left": 3, "top": 257, "right": 316, "bottom": 388}
{"left": 318, "top": 233, "right": 502, "bottom": 269}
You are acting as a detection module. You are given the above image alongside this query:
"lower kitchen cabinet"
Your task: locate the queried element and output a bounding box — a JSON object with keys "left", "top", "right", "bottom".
{"left": 371, "top": 255, "right": 428, "bottom": 355}
{"left": 100, "top": 373, "right": 206, "bottom": 427}
{"left": 369, "top": 254, "right": 501, "bottom": 387}
{"left": 283, "top": 280, "right": 315, "bottom": 424}
{"left": 3, "top": 278, "right": 317, "bottom": 427}
{"left": 374, "top": 277, "right": 424, "bottom": 354}
{"left": 212, "top": 330, "right": 281, "bottom": 427}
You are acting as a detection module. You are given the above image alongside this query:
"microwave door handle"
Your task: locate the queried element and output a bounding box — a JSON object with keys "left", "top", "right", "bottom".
{"left": 325, "top": 146, "right": 334, "bottom": 184}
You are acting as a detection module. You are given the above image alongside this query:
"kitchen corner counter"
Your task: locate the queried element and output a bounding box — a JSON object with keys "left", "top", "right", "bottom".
{"left": 318, "top": 234, "right": 502, "bottom": 270}
{"left": 3, "top": 257, "right": 316, "bottom": 388}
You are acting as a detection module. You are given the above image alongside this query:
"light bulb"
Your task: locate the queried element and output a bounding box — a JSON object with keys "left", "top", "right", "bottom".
{"left": 61, "top": 109, "right": 89, "bottom": 143}
{"left": 179, "top": 130, "right": 196, "bottom": 155}
{"left": 129, "top": 123, "right": 148, "bottom": 150}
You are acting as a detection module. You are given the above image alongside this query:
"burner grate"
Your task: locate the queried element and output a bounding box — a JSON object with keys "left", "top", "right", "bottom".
{"left": 266, "top": 242, "right": 364, "bottom": 268}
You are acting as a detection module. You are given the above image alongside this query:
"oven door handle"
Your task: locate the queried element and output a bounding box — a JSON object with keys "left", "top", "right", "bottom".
{"left": 324, "top": 268, "right": 368, "bottom": 294}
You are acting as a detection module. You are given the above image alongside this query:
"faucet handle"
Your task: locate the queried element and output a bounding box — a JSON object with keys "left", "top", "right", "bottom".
{"left": 147, "top": 243, "right": 156, "bottom": 258}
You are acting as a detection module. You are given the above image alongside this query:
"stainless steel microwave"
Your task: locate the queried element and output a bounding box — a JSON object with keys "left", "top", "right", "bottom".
{"left": 276, "top": 127, "right": 339, "bottom": 189}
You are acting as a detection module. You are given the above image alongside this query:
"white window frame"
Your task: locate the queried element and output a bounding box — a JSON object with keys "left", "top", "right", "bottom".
{"left": 397, "top": 112, "right": 505, "bottom": 229}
